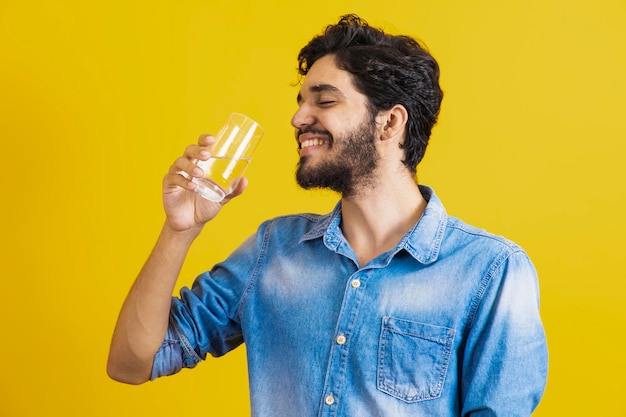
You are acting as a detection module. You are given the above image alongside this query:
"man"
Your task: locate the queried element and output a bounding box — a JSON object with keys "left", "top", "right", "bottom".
{"left": 108, "top": 14, "right": 548, "bottom": 416}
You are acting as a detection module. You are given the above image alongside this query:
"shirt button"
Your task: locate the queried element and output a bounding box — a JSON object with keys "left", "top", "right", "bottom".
{"left": 336, "top": 334, "right": 346, "bottom": 345}
{"left": 325, "top": 393, "right": 335, "bottom": 405}
{"left": 351, "top": 279, "right": 361, "bottom": 288}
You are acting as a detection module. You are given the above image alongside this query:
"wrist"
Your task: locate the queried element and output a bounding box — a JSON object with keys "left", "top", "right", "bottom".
{"left": 161, "top": 221, "right": 203, "bottom": 246}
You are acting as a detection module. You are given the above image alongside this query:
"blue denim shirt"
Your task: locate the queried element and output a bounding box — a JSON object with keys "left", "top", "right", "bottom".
{"left": 152, "top": 186, "right": 548, "bottom": 416}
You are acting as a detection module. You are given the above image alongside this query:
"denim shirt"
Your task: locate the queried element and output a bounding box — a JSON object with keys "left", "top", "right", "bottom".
{"left": 152, "top": 186, "right": 548, "bottom": 417}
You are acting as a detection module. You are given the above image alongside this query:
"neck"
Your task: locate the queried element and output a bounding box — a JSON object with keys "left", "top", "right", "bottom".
{"left": 340, "top": 176, "right": 427, "bottom": 267}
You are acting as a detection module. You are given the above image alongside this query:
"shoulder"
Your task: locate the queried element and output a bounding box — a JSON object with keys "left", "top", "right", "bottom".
{"left": 417, "top": 185, "right": 526, "bottom": 263}
{"left": 253, "top": 211, "right": 332, "bottom": 242}
{"left": 441, "top": 216, "right": 532, "bottom": 274}
{"left": 260, "top": 212, "right": 327, "bottom": 229}
{"left": 445, "top": 216, "right": 522, "bottom": 252}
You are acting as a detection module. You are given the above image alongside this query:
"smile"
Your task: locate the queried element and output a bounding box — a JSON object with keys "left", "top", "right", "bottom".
{"left": 300, "top": 138, "right": 328, "bottom": 149}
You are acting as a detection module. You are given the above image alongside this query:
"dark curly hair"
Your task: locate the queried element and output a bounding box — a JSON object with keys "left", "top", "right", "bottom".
{"left": 298, "top": 14, "right": 443, "bottom": 174}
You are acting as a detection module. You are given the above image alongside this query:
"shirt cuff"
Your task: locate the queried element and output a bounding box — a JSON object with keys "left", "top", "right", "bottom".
{"left": 150, "top": 320, "right": 202, "bottom": 380}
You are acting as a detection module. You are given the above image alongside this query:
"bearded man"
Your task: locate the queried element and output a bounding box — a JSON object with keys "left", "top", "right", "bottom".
{"left": 108, "top": 14, "right": 548, "bottom": 417}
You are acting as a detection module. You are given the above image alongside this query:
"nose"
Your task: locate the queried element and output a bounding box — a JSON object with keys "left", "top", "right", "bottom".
{"left": 291, "top": 103, "right": 316, "bottom": 130}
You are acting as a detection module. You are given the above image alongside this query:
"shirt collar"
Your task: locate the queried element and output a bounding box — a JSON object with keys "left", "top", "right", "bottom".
{"left": 401, "top": 185, "right": 447, "bottom": 264}
{"left": 300, "top": 185, "right": 447, "bottom": 265}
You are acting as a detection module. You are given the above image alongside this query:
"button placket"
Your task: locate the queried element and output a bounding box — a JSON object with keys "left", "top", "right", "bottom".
{"left": 320, "top": 271, "right": 369, "bottom": 415}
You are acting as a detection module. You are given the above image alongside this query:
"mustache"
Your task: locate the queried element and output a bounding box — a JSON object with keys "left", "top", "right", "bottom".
{"left": 296, "top": 126, "right": 333, "bottom": 139}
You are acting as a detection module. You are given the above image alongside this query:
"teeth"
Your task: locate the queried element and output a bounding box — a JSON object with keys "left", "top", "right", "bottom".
{"left": 301, "top": 138, "right": 327, "bottom": 149}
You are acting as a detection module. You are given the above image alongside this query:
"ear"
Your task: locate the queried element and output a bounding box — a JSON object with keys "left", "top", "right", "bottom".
{"left": 377, "top": 104, "right": 408, "bottom": 142}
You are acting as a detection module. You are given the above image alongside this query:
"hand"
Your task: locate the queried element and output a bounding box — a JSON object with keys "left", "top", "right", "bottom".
{"left": 162, "top": 134, "right": 248, "bottom": 233}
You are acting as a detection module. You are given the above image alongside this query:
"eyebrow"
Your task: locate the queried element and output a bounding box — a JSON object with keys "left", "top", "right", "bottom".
{"left": 296, "top": 84, "right": 346, "bottom": 104}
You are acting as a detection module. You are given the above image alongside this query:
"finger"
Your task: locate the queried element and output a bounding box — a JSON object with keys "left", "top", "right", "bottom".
{"left": 182, "top": 144, "right": 211, "bottom": 162}
{"left": 169, "top": 156, "right": 204, "bottom": 178}
{"left": 163, "top": 170, "right": 196, "bottom": 192}
{"left": 164, "top": 136, "right": 217, "bottom": 191}
{"left": 197, "top": 134, "right": 217, "bottom": 153}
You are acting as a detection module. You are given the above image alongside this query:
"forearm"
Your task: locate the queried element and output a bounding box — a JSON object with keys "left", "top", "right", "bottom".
{"left": 107, "top": 223, "right": 201, "bottom": 384}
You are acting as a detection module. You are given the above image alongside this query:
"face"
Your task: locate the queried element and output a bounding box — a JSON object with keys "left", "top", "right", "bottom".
{"left": 291, "top": 55, "right": 380, "bottom": 197}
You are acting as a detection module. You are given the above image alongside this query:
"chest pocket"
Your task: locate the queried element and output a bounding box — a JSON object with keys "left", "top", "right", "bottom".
{"left": 377, "top": 316, "right": 455, "bottom": 403}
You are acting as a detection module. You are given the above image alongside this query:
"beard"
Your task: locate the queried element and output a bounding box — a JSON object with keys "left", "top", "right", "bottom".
{"left": 295, "top": 119, "right": 379, "bottom": 197}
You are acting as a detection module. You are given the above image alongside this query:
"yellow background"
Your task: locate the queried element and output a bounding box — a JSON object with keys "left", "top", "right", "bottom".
{"left": 1, "top": 0, "right": 624, "bottom": 415}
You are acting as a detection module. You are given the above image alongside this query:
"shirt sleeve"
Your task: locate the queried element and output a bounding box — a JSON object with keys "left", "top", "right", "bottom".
{"left": 150, "top": 318, "right": 202, "bottom": 380}
{"left": 461, "top": 249, "right": 548, "bottom": 416}
{"left": 150, "top": 225, "right": 268, "bottom": 381}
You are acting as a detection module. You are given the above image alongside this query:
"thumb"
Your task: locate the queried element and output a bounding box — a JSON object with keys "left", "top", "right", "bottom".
{"left": 221, "top": 177, "right": 248, "bottom": 204}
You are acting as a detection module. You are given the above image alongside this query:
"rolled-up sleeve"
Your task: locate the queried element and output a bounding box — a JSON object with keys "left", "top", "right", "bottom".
{"left": 150, "top": 317, "right": 203, "bottom": 381}
{"left": 150, "top": 229, "right": 265, "bottom": 381}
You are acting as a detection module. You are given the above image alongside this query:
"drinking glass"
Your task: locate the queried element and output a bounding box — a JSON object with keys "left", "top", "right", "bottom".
{"left": 192, "top": 113, "right": 264, "bottom": 202}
